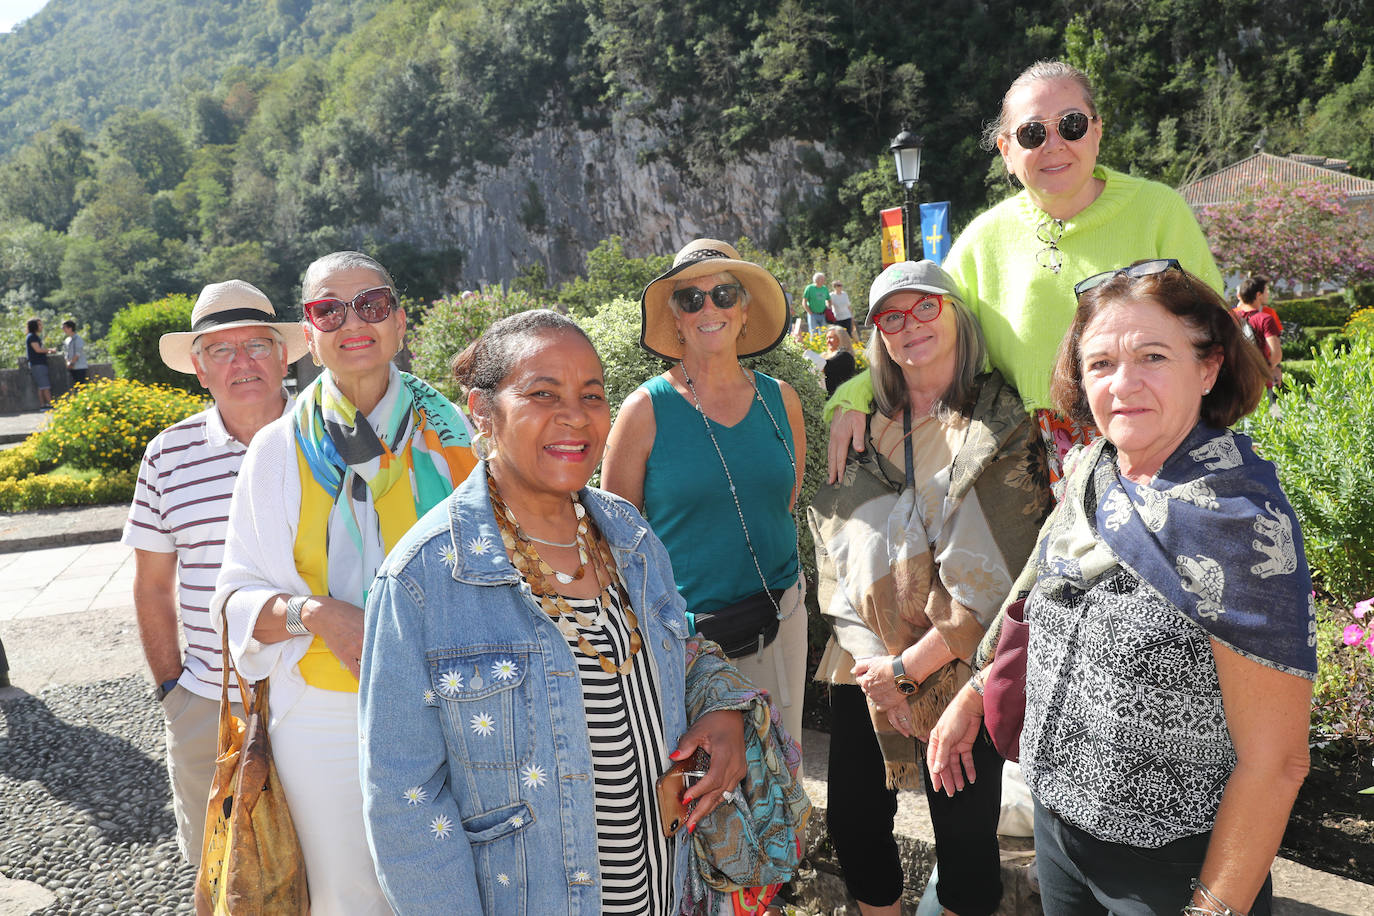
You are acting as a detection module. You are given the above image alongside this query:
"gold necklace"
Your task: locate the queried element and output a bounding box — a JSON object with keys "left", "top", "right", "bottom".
{"left": 487, "top": 475, "right": 642, "bottom": 675}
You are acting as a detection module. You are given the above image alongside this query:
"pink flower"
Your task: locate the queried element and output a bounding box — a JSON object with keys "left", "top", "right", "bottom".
{"left": 1343, "top": 624, "right": 1366, "bottom": 646}
{"left": 1354, "top": 599, "right": 1373, "bottom": 620}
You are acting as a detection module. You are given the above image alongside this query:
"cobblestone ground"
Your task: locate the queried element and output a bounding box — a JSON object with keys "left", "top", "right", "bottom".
{"left": 0, "top": 677, "right": 195, "bottom": 914}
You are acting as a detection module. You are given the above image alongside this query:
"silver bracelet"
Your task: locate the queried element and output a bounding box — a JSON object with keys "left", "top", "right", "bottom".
{"left": 1187, "top": 878, "right": 1246, "bottom": 916}
{"left": 284, "top": 595, "right": 310, "bottom": 636}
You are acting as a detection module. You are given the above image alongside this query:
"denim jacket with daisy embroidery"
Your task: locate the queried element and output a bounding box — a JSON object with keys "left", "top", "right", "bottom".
{"left": 359, "top": 463, "right": 693, "bottom": 915}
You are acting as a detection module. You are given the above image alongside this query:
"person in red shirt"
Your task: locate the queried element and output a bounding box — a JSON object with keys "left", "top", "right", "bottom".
{"left": 1233, "top": 276, "right": 1282, "bottom": 393}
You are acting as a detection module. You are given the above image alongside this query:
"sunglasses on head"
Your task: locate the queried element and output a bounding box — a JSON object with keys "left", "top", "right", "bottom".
{"left": 1073, "top": 258, "right": 1184, "bottom": 300}
{"left": 1013, "top": 111, "right": 1096, "bottom": 149}
{"left": 303, "top": 286, "right": 397, "bottom": 332}
{"left": 671, "top": 283, "right": 743, "bottom": 313}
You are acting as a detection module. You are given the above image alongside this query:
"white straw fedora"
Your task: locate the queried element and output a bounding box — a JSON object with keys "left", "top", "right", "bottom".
{"left": 159, "top": 280, "right": 309, "bottom": 375}
{"left": 639, "top": 239, "right": 788, "bottom": 361}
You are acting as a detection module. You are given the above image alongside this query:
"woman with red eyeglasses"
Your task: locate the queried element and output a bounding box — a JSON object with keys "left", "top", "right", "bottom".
{"left": 213, "top": 250, "right": 476, "bottom": 913}
{"left": 827, "top": 60, "right": 1224, "bottom": 489}
{"left": 809, "top": 260, "right": 1050, "bottom": 916}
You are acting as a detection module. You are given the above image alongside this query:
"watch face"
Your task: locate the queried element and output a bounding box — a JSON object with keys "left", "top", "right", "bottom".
{"left": 896, "top": 678, "right": 918, "bottom": 695}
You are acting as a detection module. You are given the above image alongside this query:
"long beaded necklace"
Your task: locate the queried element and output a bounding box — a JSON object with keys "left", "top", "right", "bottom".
{"left": 487, "top": 474, "right": 642, "bottom": 675}
{"left": 679, "top": 362, "right": 798, "bottom": 623}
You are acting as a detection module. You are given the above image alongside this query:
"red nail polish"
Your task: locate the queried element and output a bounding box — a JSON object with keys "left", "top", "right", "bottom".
{"left": 688, "top": 822, "right": 696, "bottom": 835}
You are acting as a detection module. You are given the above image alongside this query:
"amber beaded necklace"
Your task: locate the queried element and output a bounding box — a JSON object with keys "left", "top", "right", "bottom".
{"left": 487, "top": 474, "right": 642, "bottom": 675}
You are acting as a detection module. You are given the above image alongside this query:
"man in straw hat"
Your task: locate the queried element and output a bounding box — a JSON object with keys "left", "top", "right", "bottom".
{"left": 121, "top": 279, "right": 308, "bottom": 864}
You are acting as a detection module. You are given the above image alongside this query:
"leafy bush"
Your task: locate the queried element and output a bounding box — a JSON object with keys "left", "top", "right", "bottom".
{"left": 1347, "top": 281, "right": 1374, "bottom": 313}
{"left": 0, "top": 467, "right": 136, "bottom": 512}
{"left": 105, "top": 294, "right": 198, "bottom": 390}
{"left": 557, "top": 237, "right": 672, "bottom": 318}
{"left": 408, "top": 289, "right": 546, "bottom": 401}
{"left": 1345, "top": 308, "right": 1374, "bottom": 340}
{"left": 1246, "top": 337, "right": 1374, "bottom": 605}
{"left": 1272, "top": 294, "right": 1351, "bottom": 328}
{"left": 0, "top": 439, "right": 52, "bottom": 480}
{"left": 1280, "top": 359, "right": 1316, "bottom": 389}
{"left": 32, "top": 378, "right": 207, "bottom": 473}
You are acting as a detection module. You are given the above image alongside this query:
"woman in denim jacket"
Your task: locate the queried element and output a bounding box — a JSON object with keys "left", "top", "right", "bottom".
{"left": 359, "top": 310, "right": 754, "bottom": 915}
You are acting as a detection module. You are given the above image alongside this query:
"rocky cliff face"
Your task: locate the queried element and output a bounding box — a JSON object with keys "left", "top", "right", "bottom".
{"left": 374, "top": 110, "right": 840, "bottom": 287}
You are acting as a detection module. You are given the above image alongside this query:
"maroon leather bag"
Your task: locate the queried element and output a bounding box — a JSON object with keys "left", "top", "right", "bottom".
{"left": 981, "top": 597, "right": 1028, "bottom": 762}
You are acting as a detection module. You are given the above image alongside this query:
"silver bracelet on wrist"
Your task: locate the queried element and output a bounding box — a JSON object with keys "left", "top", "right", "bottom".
{"left": 284, "top": 595, "right": 310, "bottom": 636}
{"left": 1185, "top": 878, "right": 1245, "bottom": 916}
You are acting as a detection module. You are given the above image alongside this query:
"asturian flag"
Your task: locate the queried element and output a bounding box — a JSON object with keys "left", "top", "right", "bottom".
{"left": 920, "top": 202, "right": 951, "bottom": 264}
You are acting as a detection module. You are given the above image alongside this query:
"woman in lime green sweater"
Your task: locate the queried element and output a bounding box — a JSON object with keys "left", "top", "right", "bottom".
{"left": 827, "top": 60, "right": 1222, "bottom": 485}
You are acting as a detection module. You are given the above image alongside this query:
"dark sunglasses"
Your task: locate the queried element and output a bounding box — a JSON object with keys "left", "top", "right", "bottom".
{"left": 303, "top": 286, "right": 397, "bottom": 332}
{"left": 874, "top": 295, "right": 944, "bottom": 334}
{"left": 671, "top": 283, "right": 742, "bottom": 313}
{"left": 1073, "top": 259, "right": 1183, "bottom": 300}
{"left": 1014, "top": 111, "right": 1096, "bottom": 149}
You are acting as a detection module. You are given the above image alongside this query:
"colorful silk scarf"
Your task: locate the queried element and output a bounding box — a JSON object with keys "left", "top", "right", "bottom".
{"left": 293, "top": 365, "right": 475, "bottom": 608}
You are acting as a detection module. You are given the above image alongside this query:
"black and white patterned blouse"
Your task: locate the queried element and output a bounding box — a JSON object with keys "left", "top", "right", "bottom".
{"left": 556, "top": 580, "right": 675, "bottom": 915}
{"left": 1020, "top": 563, "right": 1237, "bottom": 847}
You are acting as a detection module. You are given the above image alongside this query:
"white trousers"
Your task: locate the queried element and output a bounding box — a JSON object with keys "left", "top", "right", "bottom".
{"left": 723, "top": 577, "right": 808, "bottom": 747}
{"left": 270, "top": 685, "right": 394, "bottom": 915}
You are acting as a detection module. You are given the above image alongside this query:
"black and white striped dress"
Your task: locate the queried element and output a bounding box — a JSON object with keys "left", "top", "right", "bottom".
{"left": 556, "top": 578, "right": 675, "bottom": 915}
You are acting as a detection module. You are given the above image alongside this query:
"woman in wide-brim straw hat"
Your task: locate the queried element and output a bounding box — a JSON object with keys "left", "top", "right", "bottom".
{"left": 604, "top": 238, "right": 808, "bottom": 749}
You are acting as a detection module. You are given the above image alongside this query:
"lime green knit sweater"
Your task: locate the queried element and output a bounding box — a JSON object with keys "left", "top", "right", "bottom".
{"left": 830, "top": 166, "right": 1222, "bottom": 414}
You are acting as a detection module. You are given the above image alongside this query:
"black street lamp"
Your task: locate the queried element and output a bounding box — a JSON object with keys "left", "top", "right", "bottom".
{"left": 890, "top": 127, "right": 923, "bottom": 261}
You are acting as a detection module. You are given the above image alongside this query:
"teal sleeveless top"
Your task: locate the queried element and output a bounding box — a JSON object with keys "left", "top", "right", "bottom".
{"left": 640, "top": 372, "right": 799, "bottom": 615}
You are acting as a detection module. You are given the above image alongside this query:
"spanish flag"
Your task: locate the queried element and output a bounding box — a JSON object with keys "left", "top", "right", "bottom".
{"left": 880, "top": 207, "right": 905, "bottom": 266}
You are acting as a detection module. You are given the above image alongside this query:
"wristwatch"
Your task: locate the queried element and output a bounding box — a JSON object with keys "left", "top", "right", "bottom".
{"left": 284, "top": 595, "right": 311, "bottom": 637}
{"left": 891, "top": 655, "right": 919, "bottom": 695}
{"left": 155, "top": 677, "right": 180, "bottom": 701}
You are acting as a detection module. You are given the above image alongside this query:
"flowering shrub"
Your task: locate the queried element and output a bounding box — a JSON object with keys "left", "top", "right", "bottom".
{"left": 1311, "top": 599, "right": 1374, "bottom": 746}
{"left": 32, "top": 378, "right": 206, "bottom": 473}
{"left": 0, "top": 468, "right": 136, "bottom": 512}
{"left": 1345, "top": 307, "right": 1374, "bottom": 340}
{"left": 1198, "top": 180, "right": 1374, "bottom": 292}
{"left": 409, "top": 289, "right": 546, "bottom": 401}
{"left": 0, "top": 440, "right": 51, "bottom": 480}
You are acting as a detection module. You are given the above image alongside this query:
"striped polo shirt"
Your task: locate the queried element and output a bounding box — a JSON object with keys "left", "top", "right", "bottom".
{"left": 122, "top": 397, "right": 291, "bottom": 700}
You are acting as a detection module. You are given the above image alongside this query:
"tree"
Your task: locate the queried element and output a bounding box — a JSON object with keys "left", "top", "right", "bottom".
{"left": 1197, "top": 179, "right": 1374, "bottom": 294}
{"left": 0, "top": 123, "right": 95, "bottom": 231}
{"left": 101, "top": 108, "right": 192, "bottom": 193}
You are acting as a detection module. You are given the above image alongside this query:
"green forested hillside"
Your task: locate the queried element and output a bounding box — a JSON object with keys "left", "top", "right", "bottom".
{"left": 1, "top": 0, "right": 1373, "bottom": 337}
{"left": 0, "top": 0, "right": 381, "bottom": 156}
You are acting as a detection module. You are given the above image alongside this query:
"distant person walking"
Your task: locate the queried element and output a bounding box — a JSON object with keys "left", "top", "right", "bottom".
{"left": 803, "top": 272, "right": 831, "bottom": 332}
{"left": 24, "top": 317, "right": 56, "bottom": 411}
{"left": 122, "top": 280, "right": 308, "bottom": 866}
{"left": 1234, "top": 276, "right": 1283, "bottom": 392}
{"left": 61, "top": 319, "right": 89, "bottom": 386}
{"left": 829, "top": 280, "right": 855, "bottom": 335}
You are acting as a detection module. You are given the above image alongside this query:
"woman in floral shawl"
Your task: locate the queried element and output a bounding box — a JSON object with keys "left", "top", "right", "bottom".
{"left": 928, "top": 261, "right": 1316, "bottom": 916}
{"left": 213, "top": 251, "right": 477, "bottom": 913}
{"left": 809, "top": 260, "right": 1050, "bottom": 916}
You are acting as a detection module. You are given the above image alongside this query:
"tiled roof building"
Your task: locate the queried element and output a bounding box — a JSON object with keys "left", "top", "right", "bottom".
{"left": 1180, "top": 152, "right": 1374, "bottom": 207}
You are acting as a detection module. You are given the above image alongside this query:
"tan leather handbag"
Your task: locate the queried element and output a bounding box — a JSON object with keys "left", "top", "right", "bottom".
{"left": 194, "top": 620, "right": 309, "bottom": 915}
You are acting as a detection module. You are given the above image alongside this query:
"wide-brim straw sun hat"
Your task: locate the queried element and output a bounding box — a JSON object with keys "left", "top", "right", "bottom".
{"left": 159, "top": 280, "right": 310, "bottom": 375}
{"left": 639, "top": 239, "right": 788, "bottom": 361}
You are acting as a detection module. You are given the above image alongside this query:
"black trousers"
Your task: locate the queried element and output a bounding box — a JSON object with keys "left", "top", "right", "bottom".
{"left": 826, "top": 683, "right": 1005, "bottom": 914}
{"left": 1034, "top": 798, "right": 1273, "bottom": 916}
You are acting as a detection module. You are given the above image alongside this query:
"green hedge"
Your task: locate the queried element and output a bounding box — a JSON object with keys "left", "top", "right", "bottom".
{"left": 106, "top": 294, "right": 198, "bottom": 390}
{"left": 0, "top": 468, "right": 136, "bottom": 512}
{"left": 1346, "top": 281, "right": 1374, "bottom": 312}
{"left": 1272, "top": 294, "right": 1352, "bottom": 328}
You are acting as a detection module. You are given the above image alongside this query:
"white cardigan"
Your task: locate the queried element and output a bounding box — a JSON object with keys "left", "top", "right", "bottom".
{"left": 211, "top": 414, "right": 315, "bottom": 724}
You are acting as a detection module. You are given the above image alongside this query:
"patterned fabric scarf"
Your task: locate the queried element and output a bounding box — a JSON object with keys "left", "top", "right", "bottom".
{"left": 1040, "top": 425, "right": 1317, "bottom": 678}
{"left": 293, "top": 365, "right": 474, "bottom": 606}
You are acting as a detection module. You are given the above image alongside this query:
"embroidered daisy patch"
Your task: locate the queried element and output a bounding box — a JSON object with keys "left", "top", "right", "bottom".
{"left": 497, "top": 873, "right": 511, "bottom": 887}
{"left": 422, "top": 689, "right": 437, "bottom": 704}
{"left": 572, "top": 869, "right": 592, "bottom": 884}
{"left": 507, "top": 814, "right": 524, "bottom": 828}
{"left": 438, "top": 670, "right": 463, "bottom": 695}
{"left": 491, "top": 658, "right": 518, "bottom": 680}
{"left": 438, "top": 544, "right": 459, "bottom": 569}
{"left": 429, "top": 814, "right": 453, "bottom": 840}
{"left": 520, "top": 763, "right": 547, "bottom": 790}
{"left": 470, "top": 712, "right": 496, "bottom": 737}
{"left": 402, "top": 786, "right": 428, "bottom": 806}
{"left": 467, "top": 536, "right": 493, "bottom": 556}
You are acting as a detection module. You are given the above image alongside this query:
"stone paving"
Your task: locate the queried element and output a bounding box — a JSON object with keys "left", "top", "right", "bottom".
{"left": 0, "top": 542, "right": 134, "bottom": 622}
